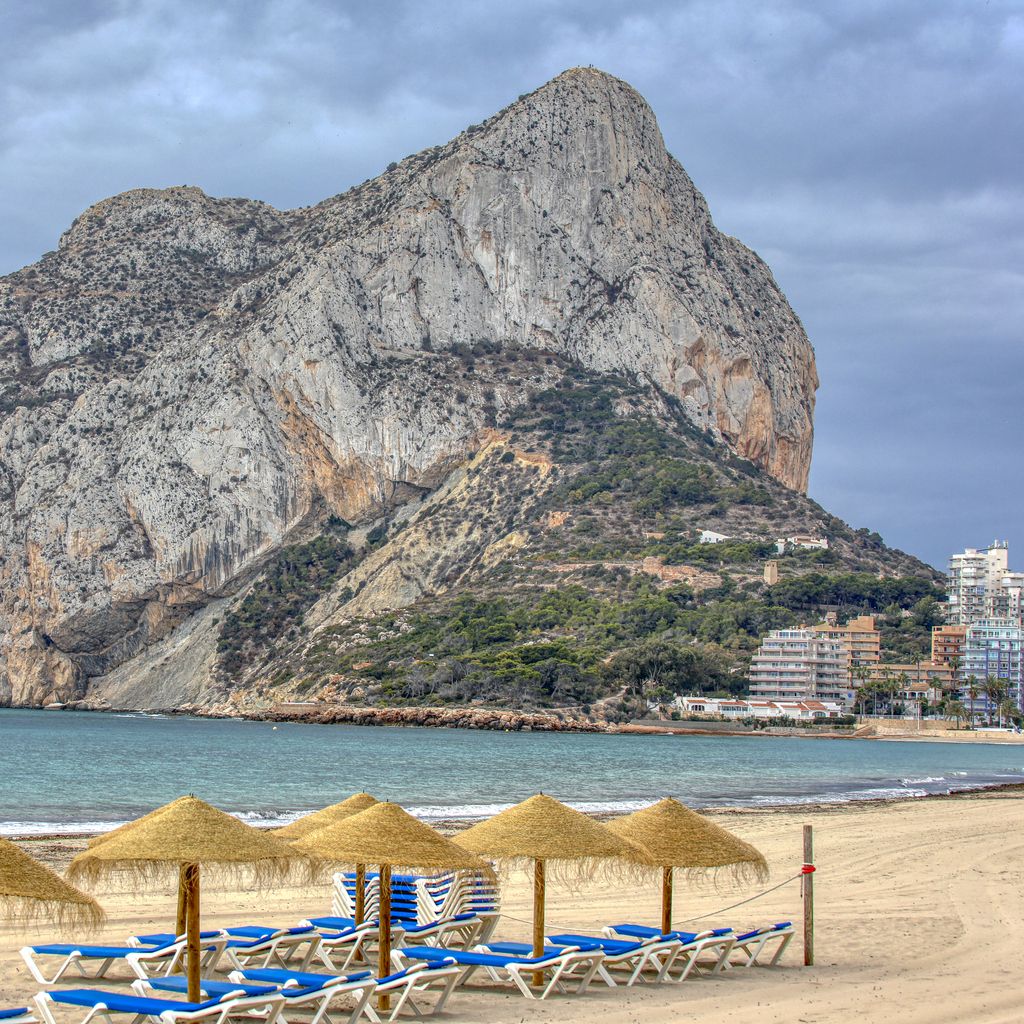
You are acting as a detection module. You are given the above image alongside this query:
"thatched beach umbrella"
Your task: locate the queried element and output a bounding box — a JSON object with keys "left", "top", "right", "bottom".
{"left": 68, "top": 796, "right": 310, "bottom": 1001}
{"left": 273, "top": 793, "right": 379, "bottom": 925}
{"left": 455, "top": 794, "right": 654, "bottom": 978}
{"left": 296, "top": 801, "right": 492, "bottom": 1012}
{"left": 0, "top": 836, "right": 104, "bottom": 930}
{"left": 608, "top": 797, "right": 768, "bottom": 934}
{"left": 87, "top": 797, "right": 193, "bottom": 933}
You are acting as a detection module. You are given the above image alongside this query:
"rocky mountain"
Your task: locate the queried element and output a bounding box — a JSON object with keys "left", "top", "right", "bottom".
{"left": 1, "top": 67, "right": 830, "bottom": 709}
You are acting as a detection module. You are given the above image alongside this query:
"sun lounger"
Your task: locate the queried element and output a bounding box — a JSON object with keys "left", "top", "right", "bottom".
{"left": 1, "top": 1011, "right": 35, "bottom": 1024}
{"left": 544, "top": 933, "right": 681, "bottom": 985}
{"left": 727, "top": 922, "right": 794, "bottom": 967}
{"left": 142, "top": 971, "right": 376, "bottom": 1024}
{"left": 32, "top": 987, "right": 283, "bottom": 1024}
{"left": 394, "top": 943, "right": 604, "bottom": 1000}
{"left": 21, "top": 937, "right": 226, "bottom": 985}
{"left": 222, "top": 925, "right": 321, "bottom": 971}
{"left": 233, "top": 962, "right": 462, "bottom": 1023}
{"left": 602, "top": 925, "right": 736, "bottom": 979}
{"left": 607, "top": 921, "right": 793, "bottom": 969}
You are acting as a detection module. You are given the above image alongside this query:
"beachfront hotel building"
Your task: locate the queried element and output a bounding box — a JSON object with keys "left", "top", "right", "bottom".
{"left": 931, "top": 624, "right": 967, "bottom": 668}
{"left": 961, "top": 618, "right": 1024, "bottom": 712}
{"left": 748, "top": 628, "right": 853, "bottom": 706}
{"left": 946, "top": 541, "right": 1022, "bottom": 626}
{"left": 811, "top": 613, "right": 881, "bottom": 668}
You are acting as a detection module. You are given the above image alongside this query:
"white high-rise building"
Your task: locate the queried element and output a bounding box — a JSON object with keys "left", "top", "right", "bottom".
{"left": 946, "top": 541, "right": 1016, "bottom": 626}
{"left": 748, "top": 629, "right": 853, "bottom": 706}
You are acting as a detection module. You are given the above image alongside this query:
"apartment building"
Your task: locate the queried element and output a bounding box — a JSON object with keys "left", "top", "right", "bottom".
{"left": 748, "top": 629, "right": 853, "bottom": 706}
{"left": 946, "top": 541, "right": 1015, "bottom": 625}
{"left": 811, "top": 613, "right": 881, "bottom": 668}
{"left": 961, "top": 618, "right": 1024, "bottom": 711}
{"left": 931, "top": 624, "right": 967, "bottom": 668}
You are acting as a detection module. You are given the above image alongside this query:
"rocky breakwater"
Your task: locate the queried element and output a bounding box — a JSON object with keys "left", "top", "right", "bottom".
{"left": 253, "top": 703, "right": 606, "bottom": 732}
{"left": 0, "top": 66, "right": 817, "bottom": 708}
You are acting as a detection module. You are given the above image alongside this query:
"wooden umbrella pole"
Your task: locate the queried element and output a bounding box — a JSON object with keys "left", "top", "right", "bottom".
{"left": 377, "top": 864, "right": 392, "bottom": 1012}
{"left": 532, "top": 858, "right": 546, "bottom": 987}
{"left": 175, "top": 864, "right": 187, "bottom": 938}
{"left": 355, "top": 864, "right": 366, "bottom": 926}
{"left": 661, "top": 865, "right": 673, "bottom": 936}
{"left": 184, "top": 863, "right": 201, "bottom": 1002}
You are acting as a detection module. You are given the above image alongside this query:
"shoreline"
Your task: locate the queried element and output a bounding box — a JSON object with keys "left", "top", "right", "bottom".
{"left": 10, "top": 781, "right": 1024, "bottom": 847}
{"left": 20, "top": 701, "right": 1024, "bottom": 745}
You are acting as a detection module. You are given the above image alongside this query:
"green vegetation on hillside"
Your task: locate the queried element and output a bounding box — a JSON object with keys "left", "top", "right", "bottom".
{"left": 217, "top": 519, "right": 355, "bottom": 680}
{"left": 238, "top": 372, "right": 943, "bottom": 713}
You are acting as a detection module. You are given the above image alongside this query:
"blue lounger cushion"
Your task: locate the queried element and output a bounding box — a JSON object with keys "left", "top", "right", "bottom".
{"left": 225, "top": 925, "right": 314, "bottom": 939}
{"left": 146, "top": 978, "right": 278, "bottom": 998}
{"left": 402, "top": 946, "right": 558, "bottom": 967}
{"left": 608, "top": 923, "right": 732, "bottom": 942}
{"left": 31, "top": 944, "right": 169, "bottom": 957}
{"left": 0, "top": 1011, "right": 28, "bottom": 1020}
{"left": 240, "top": 968, "right": 372, "bottom": 987}
{"left": 133, "top": 932, "right": 220, "bottom": 946}
{"left": 307, "top": 916, "right": 408, "bottom": 930}
{"left": 46, "top": 990, "right": 231, "bottom": 1014}
{"left": 547, "top": 934, "right": 643, "bottom": 954}
{"left": 486, "top": 941, "right": 602, "bottom": 955}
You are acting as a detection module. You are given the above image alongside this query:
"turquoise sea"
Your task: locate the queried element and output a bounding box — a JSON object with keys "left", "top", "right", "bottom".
{"left": 1, "top": 709, "right": 1022, "bottom": 835}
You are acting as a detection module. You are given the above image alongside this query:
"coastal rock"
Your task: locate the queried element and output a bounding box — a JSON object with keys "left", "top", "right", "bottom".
{"left": 0, "top": 67, "right": 817, "bottom": 707}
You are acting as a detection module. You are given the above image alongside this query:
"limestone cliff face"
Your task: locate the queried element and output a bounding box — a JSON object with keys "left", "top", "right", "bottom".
{"left": 0, "top": 67, "right": 817, "bottom": 707}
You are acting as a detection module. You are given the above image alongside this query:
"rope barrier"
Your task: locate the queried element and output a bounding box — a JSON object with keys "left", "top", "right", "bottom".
{"left": 496, "top": 869, "right": 807, "bottom": 932}
{"left": 676, "top": 871, "right": 805, "bottom": 924}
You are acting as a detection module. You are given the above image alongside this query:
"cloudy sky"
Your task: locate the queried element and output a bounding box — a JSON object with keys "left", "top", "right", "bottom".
{"left": 3, "top": 1, "right": 1020, "bottom": 569}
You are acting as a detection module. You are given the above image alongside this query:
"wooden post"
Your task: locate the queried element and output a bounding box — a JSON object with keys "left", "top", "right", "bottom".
{"left": 377, "top": 864, "right": 392, "bottom": 1012}
{"left": 661, "top": 866, "right": 673, "bottom": 935}
{"left": 532, "top": 858, "right": 545, "bottom": 987}
{"left": 803, "top": 825, "right": 814, "bottom": 966}
{"left": 184, "top": 863, "right": 201, "bottom": 1002}
{"left": 175, "top": 864, "right": 187, "bottom": 938}
{"left": 355, "top": 864, "right": 366, "bottom": 926}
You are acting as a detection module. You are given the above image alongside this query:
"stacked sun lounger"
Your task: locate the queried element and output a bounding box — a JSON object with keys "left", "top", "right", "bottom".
{"left": 331, "top": 869, "right": 500, "bottom": 928}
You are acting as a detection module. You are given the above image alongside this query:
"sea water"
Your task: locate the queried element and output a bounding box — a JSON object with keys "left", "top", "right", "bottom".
{"left": 1, "top": 708, "right": 1021, "bottom": 835}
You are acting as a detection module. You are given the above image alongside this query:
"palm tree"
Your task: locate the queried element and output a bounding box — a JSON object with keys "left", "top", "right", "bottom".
{"left": 945, "top": 700, "right": 968, "bottom": 731}
{"left": 894, "top": 671, "right": 909, "bottom": 717}
{"left": 997, "top": 698, "right": 1018, "bottom": 730}
{"left": 852, "top": 666, "right": 872, "bottom": 716}
{"left": 965, "top": 675, "right": 980, "bottom": 728}
{"left": 984, "top": 675, "right": 1007, "bottom": 726}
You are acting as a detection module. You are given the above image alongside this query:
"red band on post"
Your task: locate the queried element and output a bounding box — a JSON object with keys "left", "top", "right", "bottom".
{"left": 801, "top": 864, "right": 816, "bottom": 874}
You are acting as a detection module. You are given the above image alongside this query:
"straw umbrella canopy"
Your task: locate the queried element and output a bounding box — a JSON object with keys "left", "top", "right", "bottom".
{"left": 607, "top": 797, "right": 768, "bottom": 934}
{"left": 68, "top": 796, "right": 311, "bottom": 1002}
{"left": 295, "top": 801, "right": 492, "bottom": 1012}
{"left": 455, "top": 794, "right": 655, "bottom": 972}
{"left": 272, "top": 793, "right": 379, "bottom": 842}
{"left": 86, "top": 796, "right": 191, "bottom": 848}
{"left": 0, "top": 836, "right": 104, "bottom": 930}
{"left": 273, "top": 793, "right": 379, "bottom": 924}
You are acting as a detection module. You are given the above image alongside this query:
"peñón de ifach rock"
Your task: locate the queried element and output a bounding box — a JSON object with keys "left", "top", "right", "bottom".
{"left": 0, "top": 67, "right": 817, "bottom": 707}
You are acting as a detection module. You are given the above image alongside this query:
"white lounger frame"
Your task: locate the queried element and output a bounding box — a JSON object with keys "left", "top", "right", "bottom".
{"left": 223, "top": 929, "right": 321, "bottom": 972}
{"left": 20, "top": 938, "right": 226, "bottom": 985}
{"left": 394, "top": 945, "right": 604, "bottom": 1001}
{"left": 33, "top": 989, "right": 283, "bottom": 1024}
{"left": 728, "top": 924, "right": 794, "bottom": 967}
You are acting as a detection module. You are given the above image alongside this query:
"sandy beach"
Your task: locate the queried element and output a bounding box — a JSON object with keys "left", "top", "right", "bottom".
{"left": 3, "top": 789, "right": 1022, "bottom": 1022}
